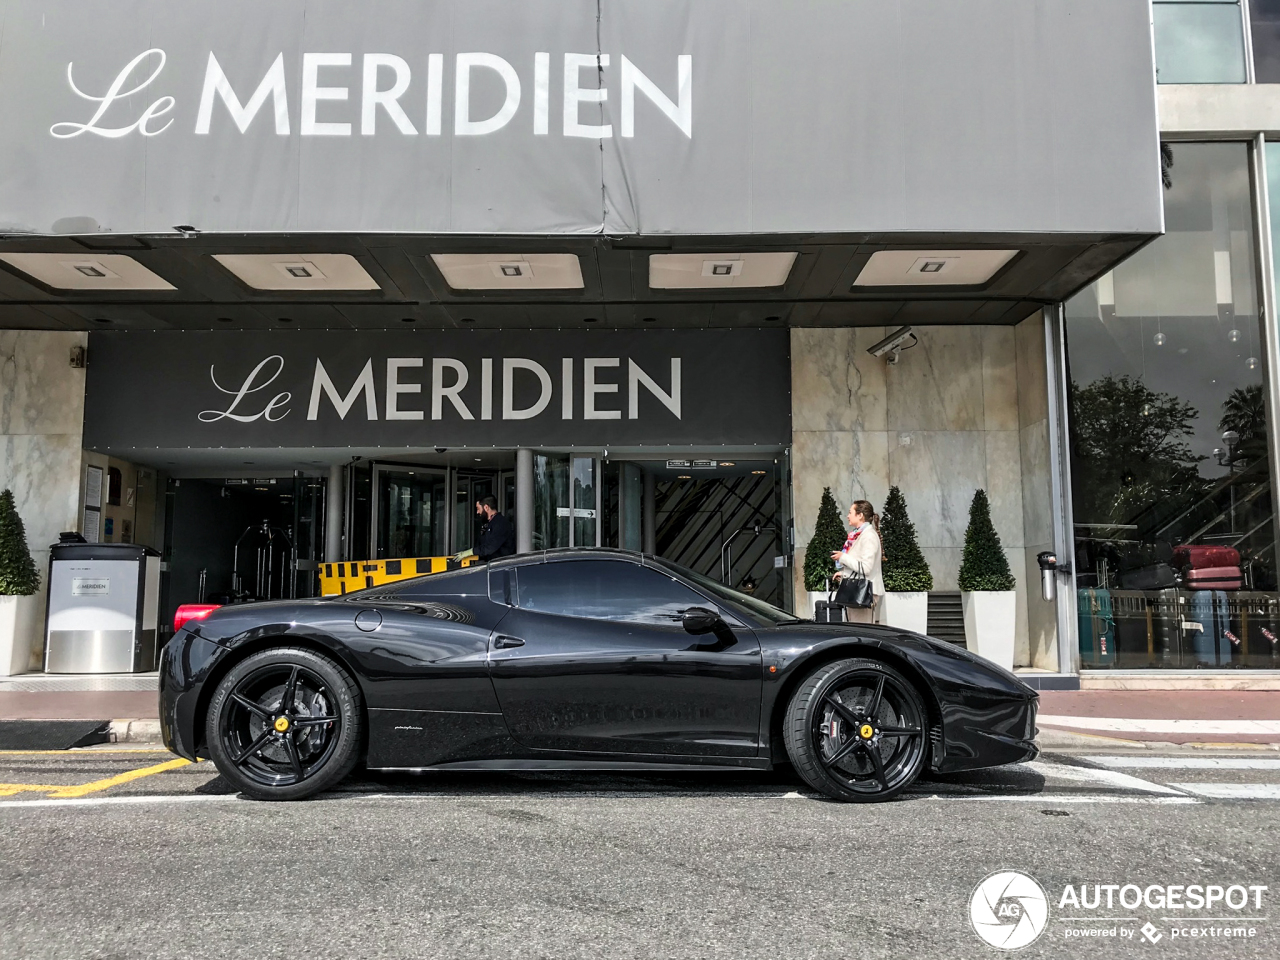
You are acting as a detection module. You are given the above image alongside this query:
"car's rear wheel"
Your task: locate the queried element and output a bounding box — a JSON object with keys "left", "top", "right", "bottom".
{"left": 783, "top": 657, "right": 928, "bottom": 802}
{"left": 206, "top": 647, "right": 363, "bottom": 801}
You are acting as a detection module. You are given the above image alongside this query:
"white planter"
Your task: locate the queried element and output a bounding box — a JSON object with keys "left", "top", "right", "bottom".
{"left": 963, "top": 590, "right": 1017, "bottom": 671}
{"left": 0, "top": 594, "right": 41, "bottom": 677}
{"left": 880, "top": 591, "right": 929, "bottom": 634}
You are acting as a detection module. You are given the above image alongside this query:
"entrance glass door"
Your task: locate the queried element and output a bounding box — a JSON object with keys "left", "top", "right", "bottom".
{"left": 374, "top": 467, "right": 447, "bottom": 559}
{"left": 453, "top": 474, "right": 496, "bottom": 555}
{"left": 533, "top": 454, "right": 598, "bottom": 548}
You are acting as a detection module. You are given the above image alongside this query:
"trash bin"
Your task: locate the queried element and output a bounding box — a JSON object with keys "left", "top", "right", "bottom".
{"left": 44, "top": 542, "right": 161, "bottom": 674}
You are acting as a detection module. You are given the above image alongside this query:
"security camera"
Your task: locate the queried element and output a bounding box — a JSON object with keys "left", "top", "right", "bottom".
{"left": 867, "top": 325, "right": 917, "bottom": 364}
{"left": 434, "top": 446, "right": 448, "bottom": 454}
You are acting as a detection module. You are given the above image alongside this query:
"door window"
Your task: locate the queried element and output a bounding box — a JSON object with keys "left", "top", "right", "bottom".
{"left": 516, "top": 560, "right": 704, "bottom": 623}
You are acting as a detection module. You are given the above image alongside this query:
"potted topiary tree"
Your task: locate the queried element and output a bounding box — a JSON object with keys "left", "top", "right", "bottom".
{"left": 802, "top": 487, "right": 847, "bottom": 616}
{"left": 879, "top": 486, "right": 932, "bottom": 634}
{"left": 0, "top": 489, "right": 41, "bottom": 677}
{"left": 958, "top": 489, "right": 1017, "bottom": 669}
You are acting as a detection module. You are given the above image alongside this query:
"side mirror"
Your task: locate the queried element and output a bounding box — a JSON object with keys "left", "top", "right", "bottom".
{"left": 681, "top": 606, "right": 721, "bottom": 634}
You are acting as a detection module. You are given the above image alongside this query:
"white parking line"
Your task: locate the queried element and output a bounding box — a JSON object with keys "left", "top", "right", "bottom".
{"left": 1039, "top": 716, "right": 1280, "bottom": 735}
{"left": 918, "top": 794, "right": 1201, "bottom": 805}
{"left": 1025, "top": 760, "right": 1188, "bottom": 795}
{"left": 1082, "top": 756, "right": 1280, "bottom": 770}
{"left": 1168, "top": 783, "right": 1280, "bottom": 800}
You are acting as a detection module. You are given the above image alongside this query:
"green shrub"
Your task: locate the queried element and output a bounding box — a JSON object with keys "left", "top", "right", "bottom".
{"left": 803, "top": 487, "right": 847, "bottom": 592}
{"left": 881, "top": 486, "right": 933, "bottom": 592}
{"left": 957, "top": 489, "right": 1015, "bottom": 591}
{"left": 0, "top": 489, "right": 40, "bottom": 597}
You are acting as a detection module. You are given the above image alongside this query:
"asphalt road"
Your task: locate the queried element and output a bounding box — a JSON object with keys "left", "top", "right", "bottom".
{"left": 1, "top": 747, "right": 1278, "bottom": 960}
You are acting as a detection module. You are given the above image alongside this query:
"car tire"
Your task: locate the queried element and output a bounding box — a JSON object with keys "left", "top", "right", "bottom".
{"left": 783, "top": 657, "right": 929, "bottom": 802}
{"left": 206, "top": 646, "right": 364, "bottom": 801}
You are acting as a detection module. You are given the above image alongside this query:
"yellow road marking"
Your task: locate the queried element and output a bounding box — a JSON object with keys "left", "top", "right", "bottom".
{"left": 0, "top": 748, "right": 174, "bottom": 756}
{"left": 43, "top": 758, "right": 192, "bottom": 798}
{"left": 0, "top": 783, "right": 66, "bottom": 797}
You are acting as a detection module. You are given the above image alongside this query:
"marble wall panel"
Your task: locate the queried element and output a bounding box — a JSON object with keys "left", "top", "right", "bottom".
{"left": 1024, "top": 544, "right": 1059, "bottom": 671}
{"left": 886, "top": 326, "right": 985, "bottom": 432}
{"left": 1015, "top": 312, "right": 1050, "bottom": 429}
{"left": 0, "top": 433, "right": 84, "bottom": 553}
{"left": 0, "top": 331, "right": 87, "bottom": 437}
{"left": 985, "top": 431, "right": 1025, "bottom": 549}
{"left": 981, "top": 327, "right": 1020, "bottom": 432}
{"left": 1019, "top": 419, "right": 1053, "bottom": 546}
{"left": 888, "top": 431, "right": 987, "bottom": 549}
{"left": 1009, "top": 546, "right": 1031, "bottom": 667}
{"left": 791, "top": 327, "right": 887, "bottom": 432}
{"left": 922, "top": 547, "right": 963, "bottom": 592}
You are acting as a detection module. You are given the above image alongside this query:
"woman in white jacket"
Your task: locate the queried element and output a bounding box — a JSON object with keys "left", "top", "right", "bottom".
{"left": 830, "top": 499, "right": 885, "bottom": 623}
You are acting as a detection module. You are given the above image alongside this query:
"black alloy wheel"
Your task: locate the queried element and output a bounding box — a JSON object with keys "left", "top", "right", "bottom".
{"left": 783, "top": 657, "right": 928, "bottom": 802}
{"left": 206, "top": 647, "right": 364, "bottom": 800}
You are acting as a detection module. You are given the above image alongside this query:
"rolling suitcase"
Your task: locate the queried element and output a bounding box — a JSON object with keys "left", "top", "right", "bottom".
{"left": 1077, "top": 588, "right": 1116, "bottom": 667}
{"left": 1184, "top": 566, "right": 1244, "bottom": 590}
{"left": 814, "top": 600, "right": 845, "bottom": 624}
{"left": 1185, "top": 589, "right": 1230, "bottom": 666}
{"left": 1174, "top": 545, "right": 1240, "bottom": 570}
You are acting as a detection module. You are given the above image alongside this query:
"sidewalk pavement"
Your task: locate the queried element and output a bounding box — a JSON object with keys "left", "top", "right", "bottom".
{"left": 1037, "top": 690, "right": 1280, "bottom": 744}
{"left": 2, "top": 682, "right": 1278, "bottom": 748}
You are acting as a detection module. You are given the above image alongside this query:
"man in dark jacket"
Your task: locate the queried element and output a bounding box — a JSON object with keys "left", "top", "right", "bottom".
{"left": 456, "top": 495, "right": 516, "bottom": 563}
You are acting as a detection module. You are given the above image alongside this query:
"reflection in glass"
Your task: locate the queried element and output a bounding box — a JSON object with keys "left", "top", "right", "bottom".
{"left": 1153, "top": 1, "right": 1247, "bottom": 84}
{"left": 1251, "top": 0, "right": 1280, "bottom": 82}
{"left": 376, "top": 469, "right": 446, "bottom": 559}
{"left": 533, "top": 454, "right": 570, "bottom": 549}
{"left": 1065, "top": 142, "right": 1280, "bottom": 669}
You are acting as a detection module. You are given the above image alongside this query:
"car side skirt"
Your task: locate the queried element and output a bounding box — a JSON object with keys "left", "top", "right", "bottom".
{"left": 369, "top": 758, "right": 774, "bottom": 773}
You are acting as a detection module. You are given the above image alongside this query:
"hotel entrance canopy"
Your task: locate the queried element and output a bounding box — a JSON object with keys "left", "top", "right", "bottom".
{"left": 0, "top": 0, "right": 1163, "bottom": 329}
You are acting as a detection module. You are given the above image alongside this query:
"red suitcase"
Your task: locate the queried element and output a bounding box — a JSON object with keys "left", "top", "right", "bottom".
{"left": 1184, "top": 566, "right": 1243, "bottom": 590}
{"left": 1174, "top": 545, "right": 1241, "bottom": 570}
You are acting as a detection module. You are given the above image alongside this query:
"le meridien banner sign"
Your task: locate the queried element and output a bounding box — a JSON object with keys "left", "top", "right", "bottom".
{"left": 82, "top": 330, "right": 791, "bottom": 450}
{"left": 0, "top": 0, "right": 1163, "bottom": 236}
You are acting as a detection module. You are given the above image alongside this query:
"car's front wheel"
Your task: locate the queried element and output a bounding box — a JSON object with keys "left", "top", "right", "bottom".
{"left": 206, "top": 646, "right": 364, "bottom": 800}
{"left": 783, "top": 657, "right": 928, "bottom": 802}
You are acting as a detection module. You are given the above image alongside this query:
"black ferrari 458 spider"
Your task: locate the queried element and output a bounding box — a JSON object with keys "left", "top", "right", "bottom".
{"left": 160, "top": 549, "right": 1037, "bottom": 802}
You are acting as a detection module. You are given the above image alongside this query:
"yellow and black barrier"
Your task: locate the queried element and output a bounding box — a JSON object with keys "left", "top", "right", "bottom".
{"left": 319, "top": 555, "right": 478, "bottom": 596}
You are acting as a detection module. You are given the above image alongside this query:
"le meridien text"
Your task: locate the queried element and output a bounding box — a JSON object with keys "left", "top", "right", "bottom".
{"left": 199, "top": 356, "right": 682, "bottom": 424}
{"left": 52, "top": 49, "right": 691, "bottom": 140}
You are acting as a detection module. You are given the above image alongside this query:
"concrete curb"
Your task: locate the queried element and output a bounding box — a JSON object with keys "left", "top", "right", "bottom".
{"left": 1036, "top": 727, "right": 1280, "bottom": 752}
{"left": 109, "top": 719, "right": 162, "bottom": 744}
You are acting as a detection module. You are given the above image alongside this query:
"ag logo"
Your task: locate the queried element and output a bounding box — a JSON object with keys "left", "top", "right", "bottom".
{"left": 969, "top": 871, "right": 1049, "bottom": 949}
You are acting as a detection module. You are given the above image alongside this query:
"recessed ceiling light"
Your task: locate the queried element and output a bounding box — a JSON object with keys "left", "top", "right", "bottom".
{"left": 720, "top": 462, "right": 735, "bottom": 467}
{"left": 217, "top": 316, "right": 234, "bottom": 323}
{"left": 583, "top": 317, "right": 598, "bottom": 323}
{"left": 400, "top": 316, "right": 416, "bottom": 323}
{"left": 431, "top": 254, "right": 584, "bottom": 290}
{"left": 212, "top": 254, "right": 379, "bottom": 291}
{"left": 642, "top": 316, "right": 657, "bottom": 323}
{"left": 764, "top": 315, "right": 780, "bottom": 322}
{"left": 277, "top": 316, "right": 294, "bottom": 323}
{"left": 751, "top": 470, "right": 767, "bottom": 475}
{"left": 649, "top": 252, "right": 797, "bottom": 289}
{"left": 474, "top": 457, "right": 482, "bottom": 462}
{"left": 460, "top": 317, "right": 476, "bottom": 323}
{"left": 853, "top": 249, "right": 1017, "bottom": 287}
{"left": 678, "top": 475, "right": 692, "bottom": 480}
{"left": 0, "top": 253, "right": 175, "bottom": 291}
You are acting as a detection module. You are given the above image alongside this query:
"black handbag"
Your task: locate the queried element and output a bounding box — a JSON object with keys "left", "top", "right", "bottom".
{"left": 832, "top": 568, "right": 875, "bottom": 609}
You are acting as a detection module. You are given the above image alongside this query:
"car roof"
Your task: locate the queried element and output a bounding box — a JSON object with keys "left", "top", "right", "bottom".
{"left": 488, "top": 548, "right": 652, "bottom": 570}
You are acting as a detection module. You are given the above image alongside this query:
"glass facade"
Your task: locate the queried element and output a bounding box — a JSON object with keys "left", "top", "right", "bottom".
{"left": 1065, "top": 142, "right": 1280, "bottom": 669}
{"left": 1154, "top": 0, "right": 1247, "bottom": 83}
{"left": 532, "top": 454, "right": 599, "bottom": 549}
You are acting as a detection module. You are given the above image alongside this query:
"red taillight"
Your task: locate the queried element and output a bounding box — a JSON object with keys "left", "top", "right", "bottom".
{"left": 174, "top": 604, "right": 221, "bottom": 633}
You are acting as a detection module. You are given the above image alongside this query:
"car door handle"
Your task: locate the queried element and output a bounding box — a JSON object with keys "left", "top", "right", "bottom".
{"left": 493, "top": 635, "right": 525, "bottom": 649}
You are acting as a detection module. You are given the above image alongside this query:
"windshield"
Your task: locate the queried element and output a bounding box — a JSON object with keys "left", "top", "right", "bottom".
{"left": 651, "top": 557, "right": 800, "bottom": 625}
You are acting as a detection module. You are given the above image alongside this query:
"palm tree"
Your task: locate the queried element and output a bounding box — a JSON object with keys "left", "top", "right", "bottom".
{"left": 1220, "top": 384, "right": 1267, "bottom": 461}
